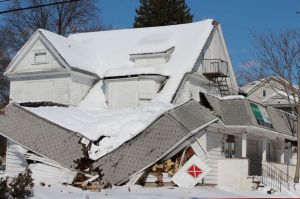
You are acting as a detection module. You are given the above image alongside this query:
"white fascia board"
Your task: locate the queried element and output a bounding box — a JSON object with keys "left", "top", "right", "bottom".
{"left": 222, "top": 124, "right": 295, "bottom": 140}
{"left": 5, "top": 30, "right": 71, "bottom": 76}
{"left": 217, "top": 25, "right": 239, "bottom": 93}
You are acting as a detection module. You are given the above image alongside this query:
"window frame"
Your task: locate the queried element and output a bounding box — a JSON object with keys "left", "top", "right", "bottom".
{"left": 262, "top": 89, "right": 267, "bottom": 98}
{"left": 33, "top": 51, "right": 48, "bottom": 64}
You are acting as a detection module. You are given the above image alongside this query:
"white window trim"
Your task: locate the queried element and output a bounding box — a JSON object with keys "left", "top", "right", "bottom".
{"left": 129, "top": 47, "right": 175, "bottom": 63}
{"left": 33, "top": 51, "right": 48, "bottom": 64}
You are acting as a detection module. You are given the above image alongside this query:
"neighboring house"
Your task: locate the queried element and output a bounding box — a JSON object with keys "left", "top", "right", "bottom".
{"left": 0, "top": 20, "right": 296, "bottom": 191}
{"left": 241, "top": 76, "right": 297, "bottom": 113}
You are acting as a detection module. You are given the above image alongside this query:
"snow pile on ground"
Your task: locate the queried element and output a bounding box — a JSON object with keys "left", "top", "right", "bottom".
{"left": 32, "top": 184, "right": 300, "bottom": 199}
{"left": 27, "top": 101, "right": 174, "bottom": 160}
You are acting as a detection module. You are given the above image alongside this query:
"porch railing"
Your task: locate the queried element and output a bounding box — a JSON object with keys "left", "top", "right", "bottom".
{"left": 261, "top": 161, "right": 296, "bottom": 192}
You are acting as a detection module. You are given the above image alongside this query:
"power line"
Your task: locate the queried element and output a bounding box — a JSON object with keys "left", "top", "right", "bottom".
{"left": 0, "top": 0, "right": 80, "bottom": 15}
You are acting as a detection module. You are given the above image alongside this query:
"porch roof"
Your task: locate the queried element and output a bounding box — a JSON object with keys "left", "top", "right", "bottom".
{"left": 205, "top": 94, "right": 296, "bottom": 139}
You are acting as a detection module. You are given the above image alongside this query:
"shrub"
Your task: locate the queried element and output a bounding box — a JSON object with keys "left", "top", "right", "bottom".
{"left": 9, "top": 169, "right": 34, "bottom": 198}
{"left": 0, "top": 177, "right": 9, "bottom": 199}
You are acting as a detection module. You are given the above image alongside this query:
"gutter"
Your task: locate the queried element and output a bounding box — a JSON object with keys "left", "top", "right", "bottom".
{"left": 221, "top": 124, "right": 295, "bottom": 140}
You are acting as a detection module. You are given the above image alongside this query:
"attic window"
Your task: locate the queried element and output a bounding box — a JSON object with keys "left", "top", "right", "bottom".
{"left": 130, "top": 47, "right": 175, "bottom": 66}
{"left": 34, "top": 52, "right": 47, "bottom": 64}
{"left": 262, "top": 89, "right": 267, "bottom": 97}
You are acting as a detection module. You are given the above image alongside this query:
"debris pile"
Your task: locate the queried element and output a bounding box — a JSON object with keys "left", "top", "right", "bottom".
{"left": 145, "top": 147, "right": 195, "bottom": 187}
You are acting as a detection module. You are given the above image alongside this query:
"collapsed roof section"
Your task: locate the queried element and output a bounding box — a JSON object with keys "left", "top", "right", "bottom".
{"left": 0, "top": 103, "right": 84, "bottom": 168}
{"left": 0, "top": 98, "right": 295, "bottom": 184}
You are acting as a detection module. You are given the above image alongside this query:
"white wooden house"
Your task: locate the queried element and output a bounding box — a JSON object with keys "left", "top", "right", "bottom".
{"left": 4, "top": 19, "right": 238, "bottom": 108}
{"left": 0, "top": 19, "right": 297, "bottom": 191}
{"left": 241, "top": 76, "right": 297, "bottom": 113}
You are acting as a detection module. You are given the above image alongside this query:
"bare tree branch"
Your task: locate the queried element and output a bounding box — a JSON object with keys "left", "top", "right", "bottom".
{"left": 242, "top": 29, "right": 300, "bottom": 183}
{"left": 0, "top": 0, "right": 104, "bottom": 57}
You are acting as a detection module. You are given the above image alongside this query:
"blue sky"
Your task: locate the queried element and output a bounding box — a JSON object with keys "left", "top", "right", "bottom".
{"left": 0, "top": 0, "right": 299, "bottom": 73}
{"left": 99, "top": 0, "right": 300, "bottom": 72}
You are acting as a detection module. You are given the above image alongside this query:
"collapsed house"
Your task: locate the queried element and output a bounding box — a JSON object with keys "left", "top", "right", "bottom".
{"left": 0, "top": 19, "right": 297, "bottom": 191}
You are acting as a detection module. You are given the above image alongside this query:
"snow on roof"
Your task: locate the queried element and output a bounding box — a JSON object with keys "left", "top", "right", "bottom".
{"left": 129, "top": 33, "right": 175, "bottom": 55}
{"left": 79, "top": 81, "right": 107, "bottom": 109}
{"left": 67, "top": 19, "right": 213, "bottom": 75}
{"left": 38, "top": 20, "right": 214, "bottom": 102}
{"left": 39, "top": 29, "right": 103, "bottom": 76}
{"left": 220, "top": 95, "right": 245, "bottom": 100}
{"left": 26, "top": 101, "right": 174, "bottom": 159}
{"left": 22, "top": 21, "right": 214, "bottom": 158}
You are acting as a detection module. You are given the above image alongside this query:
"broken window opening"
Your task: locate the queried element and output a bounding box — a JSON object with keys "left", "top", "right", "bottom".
{"left": 138, "top": 146, "right": 195, "bottom": 187}
{"left": 199, "top": 92, "right": 213, "bottom": 110}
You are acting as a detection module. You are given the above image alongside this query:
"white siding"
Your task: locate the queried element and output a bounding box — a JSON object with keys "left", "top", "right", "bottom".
{"left": 106, "top": 76, "right": 164, "bottom": 109}
{"left": 108, "top": 78, "right": 139, "bottom": 109}
{"left": 134, "top": 57, "right": 167, "bottom": 66}
{"left": 174, "top": 80, "right": 191, "bottom": 105}
{"left": 5, "top": 141, "right": 28, "bottom": 177}
{"left": 205, "top": 128, "right": 224, "bottom": 184}
{"left": 28, "top": 163, "right": 76, "bottom": 184}
{"left": 202, "top": 29, "right": 227, "bottom": 62}
{"left": 197, "top": 27, "right": 238, "bottom": 94}
{"left": 10, "top": 78, "right": 70, "bottom": 104}
{"left": 70, "top": 72, "right": 96, "bottom": 106}
{"left": 175, "top": 75, "right": 220, "bottom": 105}
{"left": 11, "top": 39, "right": 63, "bottom": 73}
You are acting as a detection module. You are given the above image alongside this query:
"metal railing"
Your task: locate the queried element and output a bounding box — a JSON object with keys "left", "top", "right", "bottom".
{"left": 261, "top": 161, "right": 296, "bottom": 192}
{"left": 202, "top": 59, "right": 229, "bottom": 77}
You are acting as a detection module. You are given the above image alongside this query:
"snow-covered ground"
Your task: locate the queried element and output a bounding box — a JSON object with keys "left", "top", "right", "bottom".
{"left": 32, "top": 184, "right": 300, "bottom": 198}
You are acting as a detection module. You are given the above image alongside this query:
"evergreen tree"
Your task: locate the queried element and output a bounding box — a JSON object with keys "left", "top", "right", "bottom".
{"left": 133, "top": 0, "right": 193, "bottom": 28}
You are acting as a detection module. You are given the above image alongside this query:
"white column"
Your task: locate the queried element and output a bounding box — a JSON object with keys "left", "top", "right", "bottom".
{"left": 280, "top": 141, "right": 285, "bottom": 164}
{"left": 262, "top": 136, "right": 267, "bottom": 162}
{"left": 242, "top": 133, "right": 247, "bottom": 158}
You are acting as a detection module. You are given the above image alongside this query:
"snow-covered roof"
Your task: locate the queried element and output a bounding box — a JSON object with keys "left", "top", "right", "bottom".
{"left": 7, "top": 20, "right": 216, "bottom": 158}
{"left": 38, "top": 20, "right": 214, "bottom": 102}
{"left": 23, "top": 80, "right": 174, "bottom": 158}
{"left": 27, "top": 102, "right": 173, "bottom": 159}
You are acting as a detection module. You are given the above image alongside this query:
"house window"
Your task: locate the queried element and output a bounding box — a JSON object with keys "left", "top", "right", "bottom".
{"left": 262, "top": 89, "right": 267, "bottom": 97}
{"left": 224, "top": 135, "right": 236, "bottom": 158}
{"left": 34, "top": 52, "right": 47, "bottom": 64}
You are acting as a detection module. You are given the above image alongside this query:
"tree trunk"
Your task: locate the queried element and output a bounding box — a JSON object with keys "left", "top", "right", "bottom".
{"left": 294, "top": 105, "right": 300, "bottom": 183}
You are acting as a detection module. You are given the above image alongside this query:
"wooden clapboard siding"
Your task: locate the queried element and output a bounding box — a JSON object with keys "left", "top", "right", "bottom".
{"left": 205, "top": 128, "right": 224, "bottom": 184}
{"left": 5, "top": 141, "right": 28, "bottom": 176}
{"left": 28, "top": 163, "right": 76, "bottom": 184}
{"left": 10, "top": 77, "right": 70, "bottom": 105}
{"left": 69, "top": 71, "right": 97, "bottom": 106}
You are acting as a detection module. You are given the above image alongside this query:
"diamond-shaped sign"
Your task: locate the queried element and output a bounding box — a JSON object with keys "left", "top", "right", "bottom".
{"left": 172, "top": 155, "right": 210, "bottom": 187}
{"left": 187, "top": 165, "right": 203, "bottom": 178}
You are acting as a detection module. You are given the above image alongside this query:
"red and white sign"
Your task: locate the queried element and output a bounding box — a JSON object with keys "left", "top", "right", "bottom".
{"left": 187, "top": 165, "right": 203, "bottom": 178}
{"left": 171, "top": 155, "right": 210, "bottom": 187}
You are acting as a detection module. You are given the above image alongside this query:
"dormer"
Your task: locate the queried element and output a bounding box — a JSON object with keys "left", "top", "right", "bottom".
{"left": 130, "top": 47, "right": 174, "bottom": 66}
{"left": 130, "top": 34, "right": 175, "bottom": 66}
